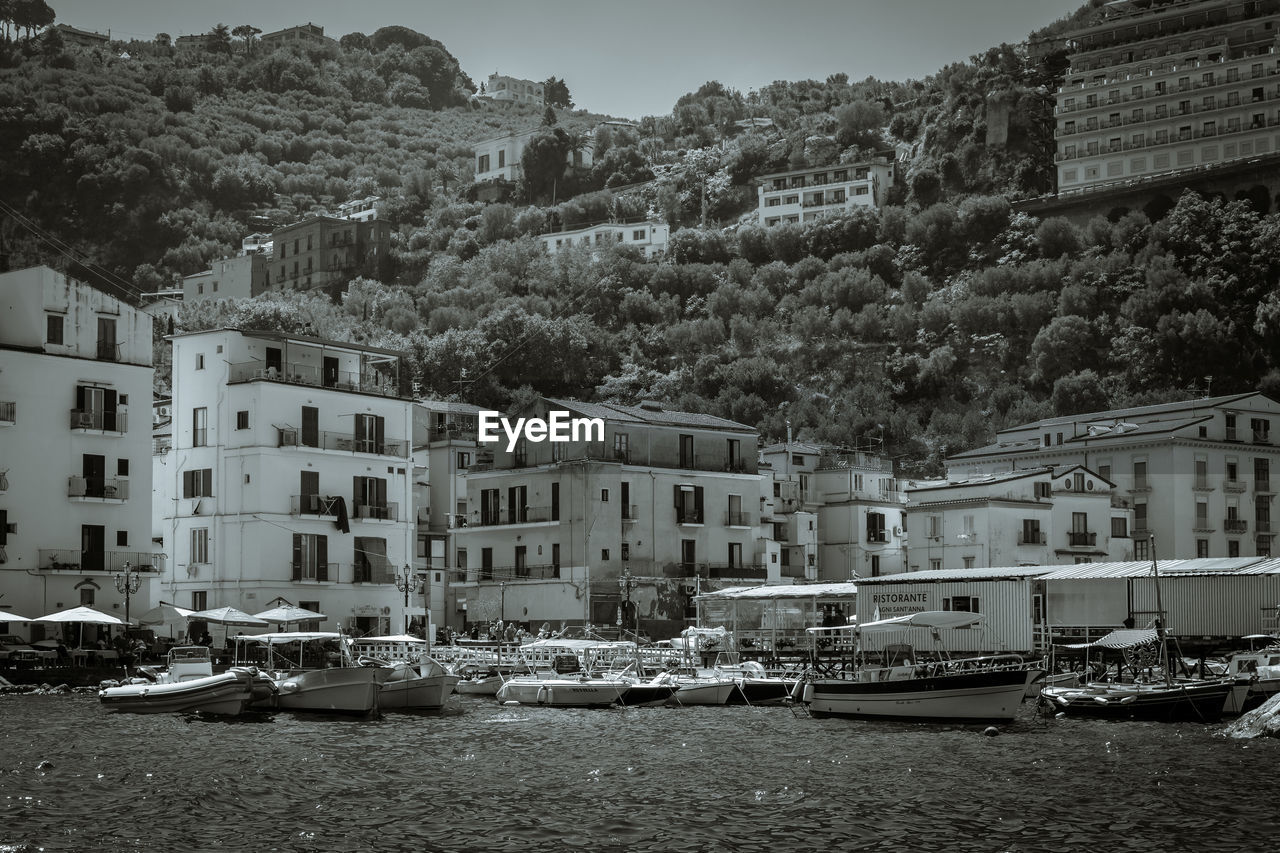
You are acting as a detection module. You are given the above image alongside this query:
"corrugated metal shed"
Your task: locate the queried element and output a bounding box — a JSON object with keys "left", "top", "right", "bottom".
{"left": 1038, "top": 557, "right": 1272, "bottom": 580}
{"left": 695, "top": 583, "right": 858, "bottom": 601}
{"left": 856, "top": 566, "right": 1056, "bottom": 584}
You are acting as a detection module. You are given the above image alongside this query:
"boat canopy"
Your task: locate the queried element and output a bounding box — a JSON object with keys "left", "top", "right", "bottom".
{"left": 231, "top": 631, "right": 344, "bottom": 644}
{"left": 356, "top": 635, "right": 427, "bottom": 644}
{"left": 806, "top": 611, "right": 985, "bottom": 634}
{"left": 1059, "top": 628, "right": 1159, "bottom": 650}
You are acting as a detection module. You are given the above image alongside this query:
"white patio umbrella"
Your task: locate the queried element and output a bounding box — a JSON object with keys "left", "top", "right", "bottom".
{"left": 35, "top": 605, "right": 128, "bottom": 647}
{"left": 189, "top": 606, "right": 269, "bottom": 627}
{"left": 0, "top": 610, "right": 32, "bottom": 622}
{"left": 253, "top": 604, "right": 328, "bottom": 627}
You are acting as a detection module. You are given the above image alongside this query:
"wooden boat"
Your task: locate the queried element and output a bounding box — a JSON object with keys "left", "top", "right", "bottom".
{"left": 797, "top": 612, "right": 1042, "bottom": 722}
{"left": 234, "top": 631, "right": 391, "bottom": 715}
{"left": 1222, "top": 642, "right": 1280, "bottom": 715}
{"left": 99, "top": 646, "right": 263, "bottom": 715}
{"left": 350, "top": 635, "right": 460, "bottom": 711}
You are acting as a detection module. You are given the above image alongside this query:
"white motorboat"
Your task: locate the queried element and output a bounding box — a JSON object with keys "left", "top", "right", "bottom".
{"left": 496, "top": 675, "right": 628, "bottom": 707}
{"left": 668, "top": 672, "right": 740, "bottom": 706}
{"left": 99, "top": 646, "right": 264, "bottom": 715}
{"left": 797, "top": 611, "right": 1042, "bottom": 722}
{"left": 350, "top": 634, "right": 460, "bottom": 711}
{"left": 454, "top": 672, "right": 506, "bottom": 695}
{"left": 234, "top": 631, "right": 391, "bottom": 714}
{"left": 1223, "top": 643, "right": 1280, "bottom": 715}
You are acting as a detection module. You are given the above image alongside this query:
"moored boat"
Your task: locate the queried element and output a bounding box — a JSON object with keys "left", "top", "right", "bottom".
{"left": 235, "top": 631, "right": 391, "bottom": 715}
{"left": 351, "top": 634, "right": 460, "bottom": 711}
{"left": 99, "top": 646, "right": 262, "bottom": 715}
{"left": 495, "top": 675, "right": 628, "bottom": 707}
{"left": 1222, "top": 641, "right": 1280, "bottom": 715}
{"left": 1042, "top": 677, "right": 1234, "bottom": 722}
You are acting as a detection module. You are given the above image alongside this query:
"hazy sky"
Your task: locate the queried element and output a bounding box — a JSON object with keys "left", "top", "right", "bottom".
{"left": 55, "top": 1, "right": 1080, "bottom": 117}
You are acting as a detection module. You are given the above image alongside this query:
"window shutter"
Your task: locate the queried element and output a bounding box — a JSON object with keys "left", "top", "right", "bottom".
{"left": 353, "top": 476, "right": 364, "bottom": 509}
{"left": 375, "top": 416, "right": 385, "bottom": 451}
{"left": 673, "top": 484, "right": 681, "bottom": 508}
{"left": 76, "top": 385, "right": 86, "bottom": 411}
{"left": 202, "top": 468, "right": 213, "bottom": 497}
{"left": 292, "top": 534, "right": 302, "bottom": 581}
{"left": 355, "top": 415, "right": 366, "bottom": 445}
{"left": 376, "top": 478, "right": 386, "bottom": 508}
{"left": 317, "top": 536, "right": 328, "bottom": 581}
{"left": 694, "top": 487, "right": 704, "bottom": 519}
{"left": 183, "top": 470, "right": 194, "bottom": 498}
{"left": 104, "top": 388, "right": 117, "bottom": 413}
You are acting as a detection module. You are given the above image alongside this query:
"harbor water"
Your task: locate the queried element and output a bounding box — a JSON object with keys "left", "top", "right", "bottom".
{"left": 2, "top": 694, "right": 1278, "bottom": 852}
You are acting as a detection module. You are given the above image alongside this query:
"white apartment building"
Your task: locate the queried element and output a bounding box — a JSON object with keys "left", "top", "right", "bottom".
{"left": 905, "top": 466, "right": 1134, "bottom": 572}
{"left": 0, "top": 266, "right": 159, "bottom": 630}
{"left": 158, "top": 328, "right": 418, "bottom": 635}
{"left": 1055, "top": 0, "right": 1280, "bottom": 195}
{"left": 474, "top": 128, "right": 593, "bottom": 184}
{"left": 756, "top": 159, "right": 895, "bottom": 226}
{"left": 182, "top": 254, "right": 269, "bottom": 303}
{"left": 482, "top": 73, "right": 544, "bottom": 106}
{"left": 539, "top": 221, "right": 670, "bottom": 259}
{"left": 946, "top": 393, "right": 1280, "bottom": 561}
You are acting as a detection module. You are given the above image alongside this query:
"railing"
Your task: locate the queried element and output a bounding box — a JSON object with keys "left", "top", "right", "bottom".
{"left": 1193, "top": 477, "right": 1212, "bottom": 490}
{"left": 290, "top": 562, "right": 338, "bottom": 582}
{"left": 1256, "top": 480, "right": 1274, "bottom": 494}
{"left": 1225, "top": 518, "right": 1249, "bottom": 533}
{"left": 725, "top": 511, "right": 752, "bottom": 526}
{"left": 622, "top": 505, "right": 638, "bottom": 522}
{"left": 69, "top": 409, "right": 127, "bottom": 432}
{"left": 1068, "top": 531, "right": 1097, "bottom": 547}
{"left": 1255, "top": 430, "right": 1272, "bottom": 444}
{"left": 1224, "top": 479, "right": 1247, "bottom": 492}
{"left": 472, "top": 506, "right": 555, "bottom": 527}
{"left": 676, "top": 509, "right": 704, "bottom": 525}
{"left": 429, "top": 423, "right": 478, "bottom": 440}
{"left": 780, "top": 563, "right": 808, "bottom": 578}
{"left": 1018, "top": 531, "right": 1047, "bottom": 546}
{"left": 229, "top": 361, "right": 401, "bottom": 399}
{"left": 352, "top": 560, "right": 395, "bottom": 584}
{"left": 38, "top": 549, "right": 165, "bottom": 573}
{"left": 354, "top": 501, "right": 400, "bottom": 522}
{"left": 704, "top": 562, "right": 767, "bottom": 579}
{"left": 1227, "top": 427, "right": 1239, "bottom": 441}
{"left": 291, "top": 495, "right": 340, "bottom": 517}
{"left": 276, "top": 427, "right": 408, "bottom": 458}
{"left": 96, "top": 340, "right": 122, "bottom": 361}
{"left": 1258, "top": 521, "right": 1273, "bottom": 534}
{"left": 476, "top": 564, "right": 561, "bottom": 581}
{"left": 0, "top": 401, "right": 13, "bottom": 424}
{"left": 662, "top": 562, "right": 703, "bottom": 578}
{"left": 866, "top": 530, "right": 889, "bottom": 543}
{"left": 67, "top": 476, "right": 129, "bottom": 500}
{"left": 1130, "top": 478, "right": 1151, "bottom": 492}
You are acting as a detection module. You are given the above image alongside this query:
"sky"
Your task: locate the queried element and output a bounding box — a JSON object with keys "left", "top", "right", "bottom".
{"left": 54, "top": 0, "right": 1082, "bottom": 118}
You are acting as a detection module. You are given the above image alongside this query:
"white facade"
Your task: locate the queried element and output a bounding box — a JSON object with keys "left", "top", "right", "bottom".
{"left": 182, "top": 255, "right": 260, "bottom": 303}
{"left": 483, "top": 73, "right": 544, "bottom": 106}
{"left": 540, "top": 222, "right": 670, "bottom": 259}
{"left": 0, "top": 266, "right": 158, "bottom": 631}
{"left": 756, "top": 160, "right": 895, "bottom": 226}
{"left": 474, "top": 129, "right": 593, "bottom": 184}
{"left": 160, "top": 329, "right": 417, "bottom": 635}
{"left": 905, "top": 465, "right": 1134, "bottom": 572}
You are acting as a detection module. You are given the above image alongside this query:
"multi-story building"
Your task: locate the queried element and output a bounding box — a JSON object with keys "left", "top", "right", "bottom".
{"left": 0, "top": 266, "right": 160, "bottom": 630}
{"left": 336, "top": 196, "right": 380, "bottom": 223}
{"left": 539, "top": 222, "right": 670, "bottom": 259}
{"left": 755, "top": 157, "right": 895, "bottom": 226}
{"left": 268, "top": 215, "right": 390, "bottom": 295}
{"left": 182, "top": 254, "right": 271, "bottom": 303}
{"left": 946, "top": 392, "right": 1280, "bottom": 561}
{"left": 259, "top": 23, "right": 333, "bottom": 51}
{"left": 451, "top": 398, "right": 781, "bottom": 640}
{"left": 482, "top": 73, "right": 544, "bottom": 106}
{"left": 905, "top": 466, "right": 1134, "bottom": 572}
{"left": 174, "top": 34, "right": 209, "bottom": 51}
{"left": 157, "top": 328, "right": 416, "bottom": 635}
{"left": 474, "top": 128, "right": 593, "bottom": 184}
{"left": 54, "top": 24, "right": 110, "bottom": 49}
{"left": 1055, "top": 0, "right": 1280, "bottom": 196}
{"left": 760, "top": 443, "right": 906, "bottom": 579}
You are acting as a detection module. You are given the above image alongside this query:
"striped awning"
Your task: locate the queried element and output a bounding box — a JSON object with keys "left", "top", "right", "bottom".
{"left": 1060, "top": 628, "right": 1159, "bottom": 650}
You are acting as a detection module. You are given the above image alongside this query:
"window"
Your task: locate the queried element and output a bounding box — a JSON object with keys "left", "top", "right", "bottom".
{"left": 354, "top": 413, "right": 385, "bottom": 454}
{"left": 513, "top": 438, "right": 527, "bottom": 468}
{"left": 866, "top": 512, "right": 886, "bottom": 542}
{"left": 1196, "top": 499, "right": 1209, "bottom": 529}
{"left": 1257, "top": 457, "right": 1271, "bottom": 491}
{"left": 354, "top": 476, "right": 389, "bottom": 519}
{"left": 1112, "top": 517, "right": 1128, "bottom": 538}
{"left": 116, "top": 530, "right": 128, "bottom": 547}
{"left": 191, "top": 527, "right": 209, "bottom": 564}
{"left": 1034, "top": 481, "right": 1051, "bottom": 500}
{"left": 196, "top": 353, "right": 205, "bottom": 370}
{"left": 182, "top": 468, "right": 213, "bottom": 498}
{"left": 963, "top": 556, "right": 975, "bottom": 569}
{"left": 1197, "top": 539, "right": 1209, "bottom": 558}
{"left": 601, "top": 488, "right": 609, "bottom": 503}
{"left": 726, "top": 438, "right": 741, "bottom": 470}
{"left": 236, "top": 410, "right": 249, "bottom": 430}
{"left": 1135, "top": 537, "right": 1149, "bottom": 560}
{"left": 354, "top": 536, "right": 387, "bottom": 583}
{"left": 929, "top": 558, "right": 942, "bottom": 572}
{"left": 1229, "top": 539, "right": 1240, "bottom": 558}
{"left": 613, "top": 433, "right": 629, "bottom": 463}
{"left": 46, "top": 314, "right": 64, "bottom": 345}
{"left": 1252, "top": 418, "right": 1271, "bottom": 443}
{"left": 291, "top": 532, "right": 329, "bottom": 581}
{"left": 117, "top": 458, "right": 129, "bottom": 476}
{"left": 675, "top": 484, "right": 703, "bottom": 524}
{"left": 927, "top": 515, "right": 942, "bottom": 538}
{"left": 601, "top": 548, "right": 610, "bottom": 561}
{"left": 456, "top": 452, "right": 471, "bottom": 469}
{"left": 1021, "top": 519, "right": 1042, "bottom": 545}
{"left": 1133, "top": 459, "right": 1148, "bottom": 490}
{"left": 1134, "top": 499, "right": 1148, "bottom": 532}
{"left": 792, "top": 454, "right": 804, "bottom": 466}
{"left": 633, "top": 229, "right": 646, "bottom": 240}
{"left": 190, "top": 590, "right": 206, "bottom": 611}
{"left": 680, "top": 435, "right": 694, "bottom": 468}
{"left": 944, "top": 596, "right": 979, "bottom": 612}
{"left": 192, "top": 407, "right": 207, "bottom": 447}
{"left": 498, "top": 150, "right": 505, "bottom": 168}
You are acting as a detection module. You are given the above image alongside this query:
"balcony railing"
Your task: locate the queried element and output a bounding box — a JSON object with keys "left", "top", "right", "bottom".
{"left": 476, "top": 563, "right": 561, "bottom": 581}
{"left": 676, "top": 509, "right": 704, "bottom": 525}
{"left": 290, "top": 562, "right": 338, "bottom": 582}
{"left": 1193, "top": 477, "right": 1212, "bottom": 490}
{"left": 622, "top": 505, "right": 638, "bottom": 522}
{"left": 705, "top": 562, "right": 767, "bottom": 579}
{"left": 0, "top": 401, "right": 13, "bottom": 424}
{"left": 780, "top": 563, "right": 808, "bottom": 578}
{"left": 69, "top": 409, "right": 127, "bottom": 432}
{"left": 866, "top": 530, "right": 889, "bottom": 543}
{"left": 472, "top": 506, "right": 556, "bottom": 527}
{"left": 725, "top": 511, "right": 752, "bottom": 527}
{"left": 1225, "top": 518, "right": 1249, "bottom": 534}
{"left": 96, "top": 340, "right": 122, "bottom": 362}
{"left": 1224, "top": 479, "right": 1247, "bottom": 492}
{"left": 1256, "top": 481, "right": 1274, "bottom": 494}
{"left": 352, "top": 559, "right": 396, "bottom": 584}
{"left": 67, "top": 476, "right": 129, "bottom": 500}
{"left": 276, "top": 427, "right": 408, "bottom": 458}
{"left": 1068, "top": 531, "right": 1097, "bottom": 547}
{"left": 229, "top": 361, "right": 401, "bottom": 399}
{"left": 38, "top": 549, "right": 165, "bottom": 573}
{"left": 1255, "top": 430, "right": 1273, "bottom": 445}
{"left": 291, "top": 495, "right": 340, "bottom": 517}
{"left": 1018, "top": 531, "right": 1047, "bottom": 546}
{"left": 353, "top": 501, "right": 400, "bottom": 522}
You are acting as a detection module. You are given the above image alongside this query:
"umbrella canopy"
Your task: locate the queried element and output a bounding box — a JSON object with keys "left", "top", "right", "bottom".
{"left": 189, "top": 606, "right": 268, "bottom": 627}
{"left": 0, "top": 610, "right": 32, "bottom": 622}
{"left": 36, "top": 606, "right": 128, "bottom": 625}
{"left": 253, "top": 604, "right": 327, "bottom": 625}
{"left": 136, "top": 602, "right": 195, "bottom": 626}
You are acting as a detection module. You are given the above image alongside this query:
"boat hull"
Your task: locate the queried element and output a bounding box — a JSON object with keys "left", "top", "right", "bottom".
{"left": 496, "top": 678, "right": 627, "bottom": 707}
{"left": 1043, "top": 679, "right": 1233, "bottom": 722}
{"left": 99, "top": 670, "right": 254, "bottom": 716}
{"left": 275, "top": 667, "right": 390, "bottom": 714}
{"left": 454, "top": 675, "right": 504, "bottom": 695}
{"left": 803, "top": 669, "right": 1039, "bottom": 722}
{"left": 618, "top": 684, "right": 679, "bottom": 706}
{"left": 380, "top": 672, "right": 461, "bottom": 710}
{"left": 733, "top": 677, "right": 798, "bottom": 705}
{"left": 671, "top": 679, "right": 738, "bottom": 706}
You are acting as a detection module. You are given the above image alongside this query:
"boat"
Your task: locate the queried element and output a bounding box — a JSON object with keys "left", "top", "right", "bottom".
{"left": 707, "top": 654, "right": 799, "bottom": 705}
{"left": 796, "top": 611, "right": 1043, "bottom": 722}
{"left": 351, "top": 635, "right": 460, "bottom": 711}
{"left": 98, "top": 645, "right": 265, "bottom": 715}
{"left": 453, "top": 669, "right": 506, "bottom": 696}
{"left": 234, "top": 631, "right": 391, "bottom": 715}
{"left": 1222, "top": 638, "right": 1280, "bottom": 715}
{"left": 493, "top": 643, "right": 630, "bottom": 708}
{"left": 667, "top": 670, "right": 741, "bottom": 705}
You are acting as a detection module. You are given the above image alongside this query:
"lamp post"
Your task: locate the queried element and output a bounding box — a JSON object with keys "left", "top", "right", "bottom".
{"left": 114, "top": 560, "right": 142, "bottom": 627}
{"left": 618, "top": 568, "right": 637, "bottom": 639}
{"left": 394, "top": 564, "right": 425, "bottom": 635}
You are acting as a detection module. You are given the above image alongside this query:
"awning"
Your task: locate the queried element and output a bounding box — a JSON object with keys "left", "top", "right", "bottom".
{"left": 1059, "top": 628, "right": 1159, "bottom": 650}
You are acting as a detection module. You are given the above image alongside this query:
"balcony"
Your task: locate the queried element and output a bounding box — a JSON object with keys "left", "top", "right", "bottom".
{"left": 1255, "top": 430, "right": 1273, "bottom": 445}
{"left": 662, "top": 561, "right": 704, "bottom": 579}
{"left": 1224, "top": 479, "right": 1247, "bottom": 492}
{"left": 353, "top": 501, "right": 400, "bottom": 522}
{"left": 96, "top": 340, "right": 122, "bottom": 362}
{"left": 1130, "top": 479, "right": 1151, "bottom": 493}
{"left": 0, "top": 401, "right": 13, "bottom": 425}
{"left": 1192, "top": 477, "right": 1213, "bottom": 491}
{"left": 38, "top": 549, "right": 165, "bottom": 573}
{"left": 1225, "top": 518, "right": 1249, "bottom": 534}
{"left": 69, "top": 409, "right": 127, "bottom": 433}
{"left": 704, "top": 562, "right": 767, "bottom": 580}
{"left": 1018, "top": 531, "right": 1047, "bottom": 546}
{"left": 352, "top": 558, "right": 395, "bottom": 584}
{"left": 276, "top": 427, "right": 408, "bottom": 458}
{"left": 725, "top": 511, "right": 752, "bottom": 527}
{"left": 229, "top": 360, "right": 402, "bottom": 399}
{"left": 1068, "top": 531, "right": 1097, "bottom": 547}
{"left": 477, "top": 563, "right": 561, "bottom": 581}
{"left": 473, "top": 506, "right": 556, "bottom": 527}
{"left": 622, "top": 505, "right": 638, "bottom": 523}
{"left": 1256, "top": 481, "right": 1274, "bottom": 495}
{"left": 290, "top": 494, "right": 341, "bottom": 517}
{"left": 866, "top": 530, "right": 889, "bottom": 543}
{"left": 676, "top": 509, "right": 704, "bottom": 525}
{"left": 290, "top": 562, "right": 338, "bottom": 582}
{"left": 67, "top": 476, "right": 129, "bottom": 501}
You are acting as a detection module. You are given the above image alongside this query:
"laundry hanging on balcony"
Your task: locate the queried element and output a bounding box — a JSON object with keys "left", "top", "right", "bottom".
{"left": 331, "top": 496, "right": 350, "bottom": 534}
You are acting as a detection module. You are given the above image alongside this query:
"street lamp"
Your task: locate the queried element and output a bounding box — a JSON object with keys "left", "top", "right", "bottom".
{"left": 114, "top": 561, "right": 142, "bottom": 627}
{"left": 394, "top": 564, "right": 425, "bottom": 635}
{"left": 618, "top": 569, "right": 638, "bottom": 639}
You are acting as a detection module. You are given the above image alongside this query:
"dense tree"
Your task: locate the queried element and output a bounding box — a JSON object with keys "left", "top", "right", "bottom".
{"left": 231, "top": 24, "right": 262, "bottom": 58}
{"left": 207, "top": 23, "right": 232, "bottom": 55}
{"left": 543, "top": 76, "right": 572, "bottom": 108}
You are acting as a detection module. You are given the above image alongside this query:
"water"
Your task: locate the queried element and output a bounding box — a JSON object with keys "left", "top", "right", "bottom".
{"left": 1, "top": 695, "right": 1278, "bottom": 853}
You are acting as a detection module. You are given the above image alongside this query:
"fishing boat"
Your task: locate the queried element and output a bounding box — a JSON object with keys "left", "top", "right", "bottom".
{"left": 234, "top": 631, "right": 391, "bottom": 715}
{"left": 1222, "top": 638, "right": 1280, "bottom": 715}
{"left": 99, "top": 646, "right": 265, "bottom": 715}
{"left": 351, "top": 635, "right": 460, "bottom": 711}
{"left": 796, "top": 611, "right": 1042, "bottom": 722}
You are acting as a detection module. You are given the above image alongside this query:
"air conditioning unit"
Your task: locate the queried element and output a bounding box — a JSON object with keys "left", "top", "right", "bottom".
{"left": 892, "top": 526, "right": 903, "bottom": 536}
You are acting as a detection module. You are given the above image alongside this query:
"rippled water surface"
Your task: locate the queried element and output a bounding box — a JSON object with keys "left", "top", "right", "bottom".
{"left": 2, "top": 694, "right": 1278, "bottom": 852}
